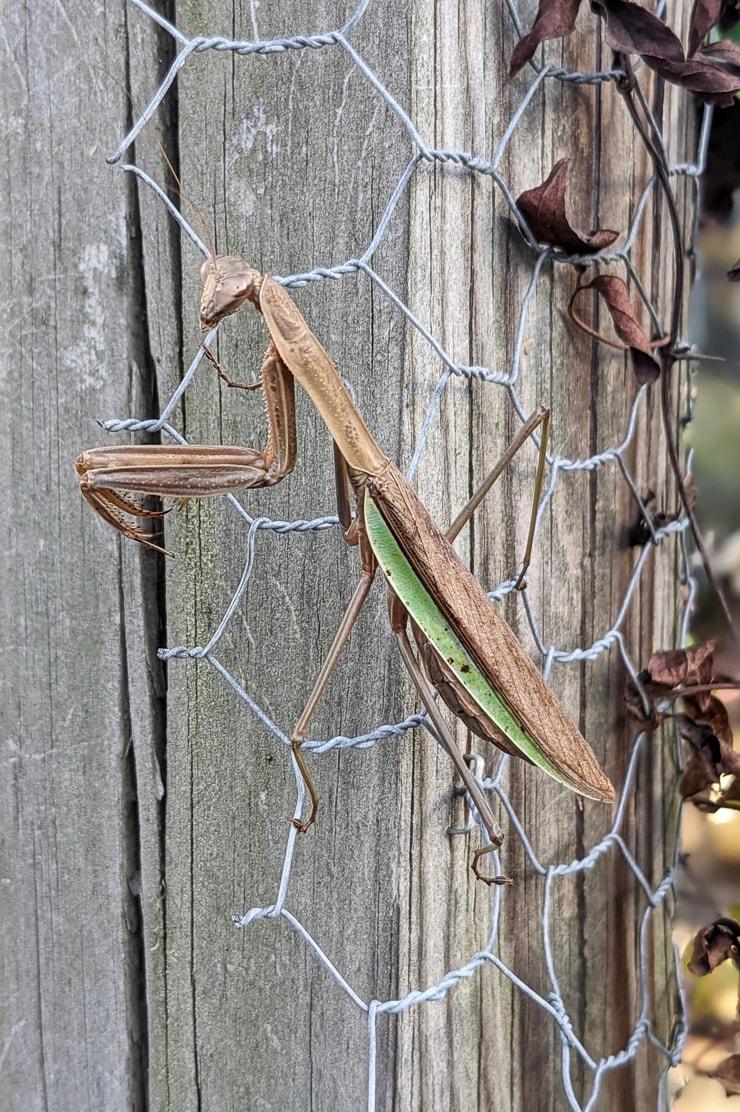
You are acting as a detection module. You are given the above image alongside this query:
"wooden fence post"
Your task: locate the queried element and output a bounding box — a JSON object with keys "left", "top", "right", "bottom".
{"left": 2, "top": 1, "right": 696, "bottom": 1108}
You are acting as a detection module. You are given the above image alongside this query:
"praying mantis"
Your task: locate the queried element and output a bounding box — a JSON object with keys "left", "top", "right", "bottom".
{"left": 76, "top": 254, "right": 615, "bottom": 883}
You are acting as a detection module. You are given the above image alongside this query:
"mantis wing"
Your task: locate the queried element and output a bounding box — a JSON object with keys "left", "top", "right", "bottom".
{"left": 364, "top": 487, "right": 614, "bottom": 803}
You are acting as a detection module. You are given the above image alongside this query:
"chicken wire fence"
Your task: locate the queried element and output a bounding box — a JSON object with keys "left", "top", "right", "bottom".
{"left": 100, "top": 1, "right": 710, "bottom": 1108}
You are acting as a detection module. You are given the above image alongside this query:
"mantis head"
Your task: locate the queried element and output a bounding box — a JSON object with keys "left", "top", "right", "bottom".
{"left": 199, "top": 255, "right": 261, "bottom": 329}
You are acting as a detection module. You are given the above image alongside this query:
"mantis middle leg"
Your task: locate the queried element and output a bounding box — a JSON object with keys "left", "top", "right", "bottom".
{"left": 287, "top": 448, "right": 377, "bottom": 833}
{"left": 446, "top": 404, "right": 550, "bottom": 587}
{"left": 289, "top": 549, "right": 377, "bottom": 834}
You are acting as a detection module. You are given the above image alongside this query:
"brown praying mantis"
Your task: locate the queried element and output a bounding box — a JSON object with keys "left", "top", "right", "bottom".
{"left": 76, "top": 255, "right": 615, "bottom": 883}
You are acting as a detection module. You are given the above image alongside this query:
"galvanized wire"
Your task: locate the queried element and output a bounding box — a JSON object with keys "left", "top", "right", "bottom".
{"left": 99, "top": 1, "right": 709, "bottom": 1107}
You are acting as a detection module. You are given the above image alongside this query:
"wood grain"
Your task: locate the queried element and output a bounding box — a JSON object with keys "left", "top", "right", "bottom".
{"left": 1, "top": 1, "right": 695, "bottom": 1109}
{"left": 0, "top": 2, "right": 164, "bottom": 1110}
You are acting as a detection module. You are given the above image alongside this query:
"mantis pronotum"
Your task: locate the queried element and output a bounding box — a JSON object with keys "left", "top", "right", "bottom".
{"left": 77, "top": 256, "right": 615, "bottom": 883}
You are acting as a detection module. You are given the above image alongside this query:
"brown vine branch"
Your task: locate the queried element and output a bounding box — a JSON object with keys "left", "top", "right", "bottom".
{"left": 615, "top": 55, "right": 737, "bottom": 638}
{"left": 568, "top": 285, "right": 630, "bottom": 350}
{"left": 672, "top": 682, "right": 740, "bottom": 698}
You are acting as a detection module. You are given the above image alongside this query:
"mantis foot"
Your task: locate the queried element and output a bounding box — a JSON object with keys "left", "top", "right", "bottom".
{"left": 290, "top": 815, "right": 317, "bottom": 835}
{"left": 202, "top": 342, "right": 263, "bottom": 391}
{"left": 289, "top": 735, "right": 319, "bottom": 835}
{"left": 471, "top": 843, "right": 513, "bottom": 886}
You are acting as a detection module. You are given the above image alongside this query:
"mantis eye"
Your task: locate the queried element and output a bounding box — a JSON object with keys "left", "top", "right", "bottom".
{"left": 199, "top": 259, "right": 214, "bottom": 285}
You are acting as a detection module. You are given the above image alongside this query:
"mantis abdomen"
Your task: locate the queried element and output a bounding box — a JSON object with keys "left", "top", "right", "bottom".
{"left": 363, "top": 474, "right": 614, "bottom": 803}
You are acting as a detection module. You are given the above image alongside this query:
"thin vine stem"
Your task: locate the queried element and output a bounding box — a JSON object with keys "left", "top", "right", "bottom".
{"left": 672, "top": 682, "right": 740, "bottom": 698}
{"left": 615, "top": 55, "right": 737, "bottom": 637}
{"left": 694, "top": 797, "right": 740, "bottom": 813}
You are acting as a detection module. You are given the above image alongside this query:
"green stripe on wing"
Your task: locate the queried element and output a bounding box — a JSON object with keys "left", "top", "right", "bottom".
{"left": 364, "top": 490, "right": 578, "bottom": 793}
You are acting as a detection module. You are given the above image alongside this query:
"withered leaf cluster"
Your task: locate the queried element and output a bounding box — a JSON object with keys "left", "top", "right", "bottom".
{"left": 713, "top": 1053, "right": 740, "bottom": 1096}
{"left": 510, "top": 0, "right": 740, "bottom": 106}
{"left": 627, "top": 480, "right": 697, "bottom": 546}
{"left": 687, "top": 915, "right": 740, "bottom": 976}
{"left": 599, "top": 0, "right": 740, "bottom": 107}
{"left": 515, "top": 160, "right": 619, "bottom": 254}
{"left": 627, "top": 642, "right": 740, "bottom": 808}
{"left": 686, "top": 917, "right": 740, "bottom": 1036}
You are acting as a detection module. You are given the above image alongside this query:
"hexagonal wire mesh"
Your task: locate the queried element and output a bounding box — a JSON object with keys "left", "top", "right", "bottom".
{"left": 100, "top": 1, "right": 710, "bottom": 1108}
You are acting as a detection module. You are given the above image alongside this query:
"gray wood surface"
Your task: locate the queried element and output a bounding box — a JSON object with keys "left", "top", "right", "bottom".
{"left": 1, "top": 1, "right": 694, "bottom": 1109}
{"left": 0, "top": 2, "right": 160, "bottom": 1110}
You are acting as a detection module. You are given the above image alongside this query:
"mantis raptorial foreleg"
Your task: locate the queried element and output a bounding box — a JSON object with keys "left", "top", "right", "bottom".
{"left": 76, "top": 343, "right": 297, "bottom": 552}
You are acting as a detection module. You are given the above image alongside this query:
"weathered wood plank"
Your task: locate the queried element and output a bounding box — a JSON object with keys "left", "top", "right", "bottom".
{"left": 2, "top": 0, "right": 694, "bottom": 1109}
{"left": 0, "top": 3, "right": 163, "bottom": 1110}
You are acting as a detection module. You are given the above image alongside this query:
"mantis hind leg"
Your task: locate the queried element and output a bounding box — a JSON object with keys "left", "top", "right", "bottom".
{"left": 447, "top": 404, "right": 550, "bottom": 590}
{"left": 393, "top": 624, "right": 511, "bottom": 886}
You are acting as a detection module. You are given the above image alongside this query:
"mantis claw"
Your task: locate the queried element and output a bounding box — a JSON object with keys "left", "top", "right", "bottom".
{"left": 202, "top": 341, "right": 263, "bottom": 391}
{"left": 289, "top": 813, "right": 313, "bottom": 831}
{"left": 79, "top": 481, "right": 173, "bottom": 555}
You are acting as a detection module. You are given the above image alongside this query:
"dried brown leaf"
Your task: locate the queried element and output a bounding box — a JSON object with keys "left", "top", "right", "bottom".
{"left": 624, "top": 679, "right": 663, "bottom": 729}
{"left": 624, "top": 640, "right": 736, "bottom": 749}
{"left": 677, "top": 714, "right": 721, "bottom": 771}
{"left": 516, "top": 161, "right": 619, "bottom": 254}
{"left": 651, "top": 43, "right": 740, "bottom": 106}
{"left": 689, "top": 0, "right": 724, "bottom": 55}
{"left": 628, "top": 481, "right": 698, "bottom": 546}
{"left": 592, "top": 0, "right": 684, "bottom": 58}
{"left": 638, "top": 640, "right": 740, "bottom": 802}
{"left": 572, "top": 275, "right": 661, "bottom": 383}
{"left": 712, "top": 1054, "right": 740, "bottom": 1096}
{"left": 687, "top": 917, "right": 740, "bottom": 976}
{"left": 647, "top": 640, "right": 716, "bottom": 689}
{"left": 677, "top": 704, "right": 740, "bottom": 799}
{"left": 686, "top": 690, "right": 734, "bottom": 745}
{"left": 680, "top": 743, "right": 720, "bottom": 798}
{"left": 635, "top": 642, "right": 740, "bottom": 805}
{"left": 510, "top": 0, "right": 583, "bottom": 76}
